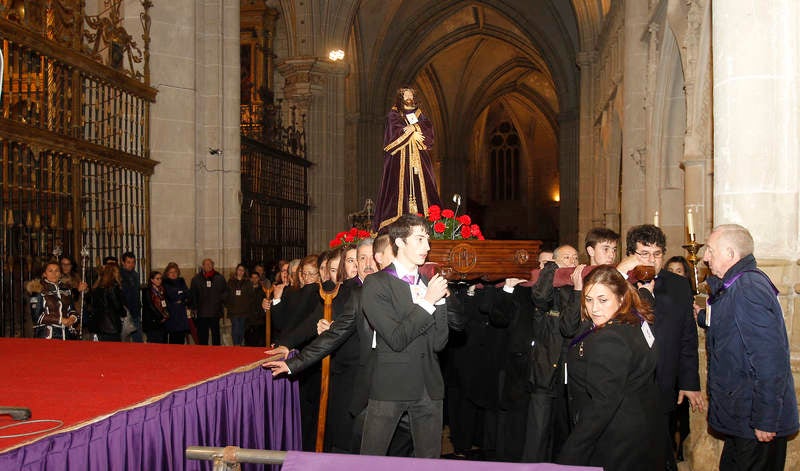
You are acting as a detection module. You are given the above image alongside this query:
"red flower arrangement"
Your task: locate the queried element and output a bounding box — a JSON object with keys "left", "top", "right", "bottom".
{"left": 426, "top": 205, "right": 484, "bottom": 240}
{"left": 329, "top": 227, "right": 372, "bottom": 248}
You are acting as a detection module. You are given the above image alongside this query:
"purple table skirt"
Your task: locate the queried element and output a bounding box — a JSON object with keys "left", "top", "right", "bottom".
{"left": 281, "top": 451, "right": 601, "bottom": 470}
{"left": 0, "top": 365, "right": 302, "bottom": 470}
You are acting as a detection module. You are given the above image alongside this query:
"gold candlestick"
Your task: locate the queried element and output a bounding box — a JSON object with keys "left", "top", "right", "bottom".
{"left": 682, "top": 240, "right": 704, "bottom": 294}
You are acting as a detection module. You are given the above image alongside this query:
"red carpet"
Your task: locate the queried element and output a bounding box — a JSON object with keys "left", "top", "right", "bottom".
{"left": 0, "top": 338, "right": 269, "bottom": 452}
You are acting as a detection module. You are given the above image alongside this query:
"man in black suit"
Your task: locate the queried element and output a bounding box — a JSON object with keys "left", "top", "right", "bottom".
{"left": 360, "top": 214, "right": 450, "bottom": 457}
{"left": 617, "top": 224, "right": 704, "bottom": 470}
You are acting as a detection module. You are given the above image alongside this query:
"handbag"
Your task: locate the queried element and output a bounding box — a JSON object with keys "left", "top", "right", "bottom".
{"left": 121, "top": 307, "right": 138, "bottom": 339}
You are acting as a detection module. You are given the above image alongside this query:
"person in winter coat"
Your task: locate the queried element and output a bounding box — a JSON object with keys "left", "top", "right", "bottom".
{"left": 163, "top": 262, "right": 191, "bottom": 345}
{"left": 27, "top": 261, "right": 79, "bottom": 340}
{"left": 89, "top": 263, "right": 127, "bottom": 342}
{"left": 226, "top": 264, "right": 257, "bottom": 346}
{"left": 190, "top": 258, "right": 228, "bottom": 345}
{"left": 142, "top": 271, "right": 169, "bottom": 343}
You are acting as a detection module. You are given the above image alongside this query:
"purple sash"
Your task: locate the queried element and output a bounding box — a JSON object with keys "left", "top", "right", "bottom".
{"left": 709, "top": 269, "right": 778, "bottom": 305}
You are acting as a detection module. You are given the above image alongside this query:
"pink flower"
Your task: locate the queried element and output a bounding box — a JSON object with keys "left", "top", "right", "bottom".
{"left": 470, "top": 224, "right": 481, "bottom": 236}
{"left": 433, "top": 222, "right": 446, "bottom": 234}
{"left": 441, "top": 209, "right": 454, "bottom": 219}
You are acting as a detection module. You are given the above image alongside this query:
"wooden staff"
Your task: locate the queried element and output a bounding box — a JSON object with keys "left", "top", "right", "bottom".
{"left": 315, "top": 281, "right": 340, "bottom": 452}
{"left": 261, "top": 284, "right": 273, "bottom": 346}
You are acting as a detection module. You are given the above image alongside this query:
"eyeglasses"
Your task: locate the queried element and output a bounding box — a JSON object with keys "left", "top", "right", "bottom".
{"left": 634, "top": 250, "right": 664, "bottom": 259}
{"left": 301, "top": 271, "right": 319, "bottom": 277}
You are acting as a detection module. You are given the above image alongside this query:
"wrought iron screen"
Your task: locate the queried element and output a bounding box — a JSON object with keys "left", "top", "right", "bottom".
{"left": 0, "top": 2, "right": 156, "bottom": 337}
{"left": 241, "top": 136, "right": 309, "bottom": 265}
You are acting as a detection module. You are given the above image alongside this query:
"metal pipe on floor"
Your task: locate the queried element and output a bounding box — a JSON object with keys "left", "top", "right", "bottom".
{"left": 185, "top": 446, "right": 287, "bottom": 468}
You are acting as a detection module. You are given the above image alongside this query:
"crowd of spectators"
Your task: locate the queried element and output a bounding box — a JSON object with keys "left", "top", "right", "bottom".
{"left": 22, "top": 221, "right": 797, "bottom": 470}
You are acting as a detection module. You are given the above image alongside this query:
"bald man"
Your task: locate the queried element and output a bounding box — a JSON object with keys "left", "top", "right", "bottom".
{"left": 699, "top": 224, "right": 797, "bottom": 470}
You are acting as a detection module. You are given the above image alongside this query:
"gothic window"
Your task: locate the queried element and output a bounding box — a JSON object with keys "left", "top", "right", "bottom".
{"left": 489, "top": 121, "right": 520, "bottom": 201}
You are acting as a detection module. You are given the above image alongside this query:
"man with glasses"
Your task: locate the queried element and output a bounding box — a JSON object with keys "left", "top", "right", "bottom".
{"left": 618, "top": 224, "right": 703, "bottom": 470}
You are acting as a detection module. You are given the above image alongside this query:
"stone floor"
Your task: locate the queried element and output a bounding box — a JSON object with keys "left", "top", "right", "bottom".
{"left": 441, "top": 425, "right": 694, "bottom": 468}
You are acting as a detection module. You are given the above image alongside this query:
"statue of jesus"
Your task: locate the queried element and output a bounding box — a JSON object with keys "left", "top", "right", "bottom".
{"left": 373, "top": 87, "right": 442, "bottom": 231}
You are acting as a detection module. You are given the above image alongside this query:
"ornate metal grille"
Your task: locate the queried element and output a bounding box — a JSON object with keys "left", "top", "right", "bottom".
{"left": 0, "top": 1, "right": 156, "bottom": 337}
{"left": 241, "top": 136, "right": 310, "bottom": 264}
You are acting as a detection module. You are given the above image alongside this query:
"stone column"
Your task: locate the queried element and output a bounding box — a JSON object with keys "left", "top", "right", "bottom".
{"left": 149, "top": 1, "right": 198, "bottom": 272}
{"left": 619, "top": 0, "right": 649, "bottom": 230}
{"left": 149, "top": 0, "right": 241, "bottom": 275}
{"left": 576, "top": 50, "right": 596, "bottom": 244}
{"left": 712, "top": 0, "right": 799, "bottom": 257}
{"left": 712, "top": 1, "right": 800, "bottom": 468}
{"left": 558, "top": 110, "right": 579, "bottom": 247}
{"left": 194, "top": 0, "right": 241, "bottom": 274}
{"left": 278, "top": 58, "right": 347, "bottom": 251}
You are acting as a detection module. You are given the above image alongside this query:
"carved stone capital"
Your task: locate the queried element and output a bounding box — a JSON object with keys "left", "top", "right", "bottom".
{"left": 277, "top": 56, "right": 347, "bottom": 103}
{"left": 576, "top": 50, "right": 597, "bottom": 68}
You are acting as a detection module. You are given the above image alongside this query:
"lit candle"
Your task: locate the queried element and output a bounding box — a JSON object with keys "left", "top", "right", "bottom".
{"left": 653, "top": 211, "right": 659, "bottom": 227}
{"left": 687, "top": 208, "right": 695, "bottom": 238}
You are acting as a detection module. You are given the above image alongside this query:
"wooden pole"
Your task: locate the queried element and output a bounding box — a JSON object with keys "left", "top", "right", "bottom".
{"left": 315, "top": 282, "right": 340, "bottom": 452}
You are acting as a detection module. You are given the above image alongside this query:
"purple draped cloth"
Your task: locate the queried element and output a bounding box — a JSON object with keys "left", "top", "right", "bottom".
{"left": 0, "top": 366, "right": 301, "bottom": 470}
{"left": 281, "top": 451, "right": 601, "bottom": 470}
{"left": 373, "top": 107, "right": 442, "bottom": 231}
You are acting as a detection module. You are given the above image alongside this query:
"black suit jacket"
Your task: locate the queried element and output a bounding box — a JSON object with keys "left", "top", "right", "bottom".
{"left": 640, "top": 270, "right": 700, "bottom": 412}
{"left": 362, "top": 264, "right": 449, "bottom": 401}
{"left": 559, "top": 321, "right": 665, "bottom": 470}
{"left": 489, "top": 286, "right": 535, "bottom": 406}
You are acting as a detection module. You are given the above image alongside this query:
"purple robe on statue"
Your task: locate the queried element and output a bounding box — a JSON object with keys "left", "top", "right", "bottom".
{"left": 373, "top": 106, "right": 442, "bottom": 231}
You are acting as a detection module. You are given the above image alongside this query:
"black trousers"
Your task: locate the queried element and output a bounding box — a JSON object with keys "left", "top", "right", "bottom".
{"left": 352, "top": 408, "right": 414, "bottom": 456}
{"left": 166, "top": 331, "right": 187, "bottom": 345}
{"left": 360, "top": 391, "right": 442, "bottom": 458}
{"left": 720, "top": 435, "right": 787, "bottom": 471}
{"left": 195, "top": 317, "right": 221, "bottom": 345}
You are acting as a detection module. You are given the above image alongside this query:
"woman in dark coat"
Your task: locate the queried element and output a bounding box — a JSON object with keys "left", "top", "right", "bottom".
{"left": 89, "top": 263, "right": 127, "bottom": 342}
{"left": 142, "top": 271, "right": 169, "bottom": 343}
{"left": 162, "top": 262, "right": 191, "bottom": 344}
{"left": 558, "top": 265, "right": 664, "bottom": 471}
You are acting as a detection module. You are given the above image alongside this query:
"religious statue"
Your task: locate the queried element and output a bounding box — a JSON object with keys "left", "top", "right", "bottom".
{"left": 373, "top": 87, "right": 442, "bottom": 231}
